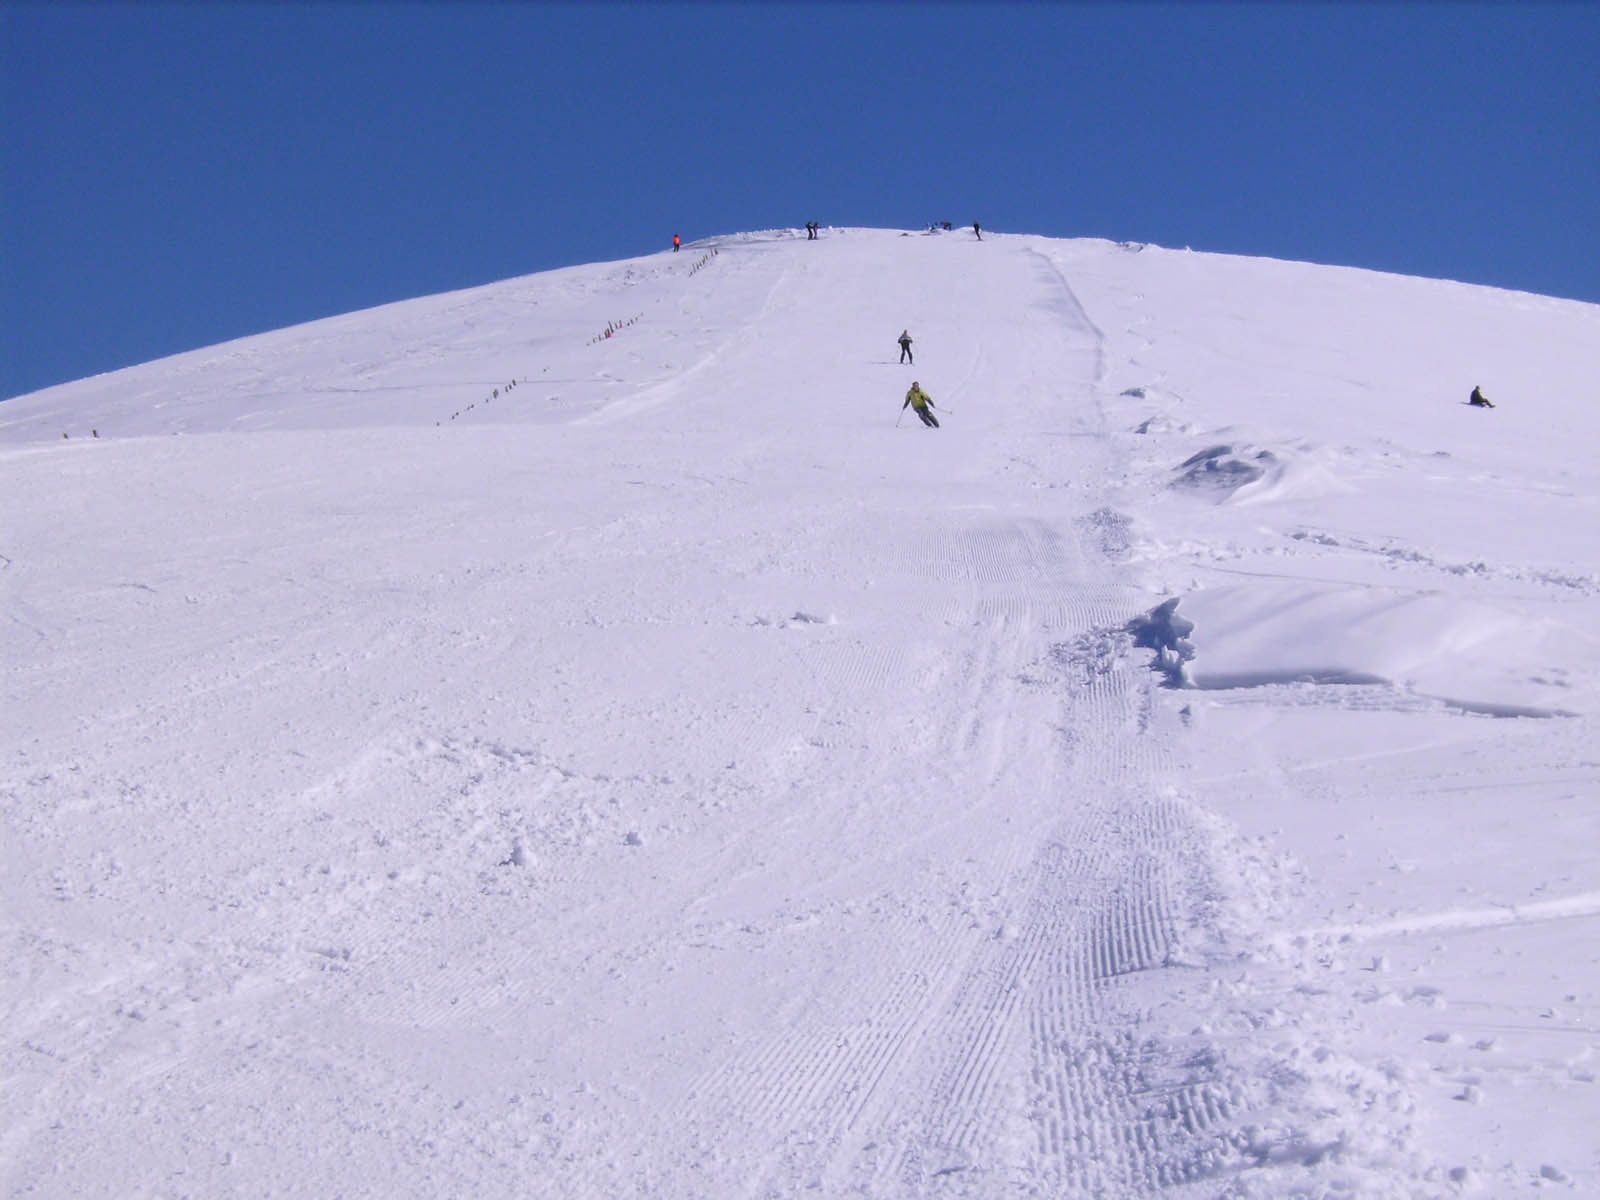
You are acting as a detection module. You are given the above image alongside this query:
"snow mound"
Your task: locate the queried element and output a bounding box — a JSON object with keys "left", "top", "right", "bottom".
{"left": 1172, "top": 443, "right": 1274, "bottom": 496}
{"left": 1171, "top": 441, "right": 1351, "bottom": 505}
{"left": 1131, "top": 413, "right": 1192, "bottom": 435}
{"left": 1131, "top": 583, "right": 1596, "bottom": 715}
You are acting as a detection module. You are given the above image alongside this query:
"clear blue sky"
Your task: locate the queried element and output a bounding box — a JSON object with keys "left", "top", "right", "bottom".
{"left": 3, "top": 1, "right": 1596, "bottom": 400}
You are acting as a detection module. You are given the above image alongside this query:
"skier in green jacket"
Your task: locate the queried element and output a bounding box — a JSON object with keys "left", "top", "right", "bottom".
{"left": 903, "top": 382, "right": 939, "bottom": 428}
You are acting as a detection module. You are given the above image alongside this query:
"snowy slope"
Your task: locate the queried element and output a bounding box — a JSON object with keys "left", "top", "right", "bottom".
{"left": 3, "top": 228, "right": 1597, "bottom": 1197}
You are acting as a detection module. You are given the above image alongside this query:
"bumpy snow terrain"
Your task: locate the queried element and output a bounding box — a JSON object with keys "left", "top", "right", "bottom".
{"left": 4, "top": 228, "right": 1597, "bottom": 1197}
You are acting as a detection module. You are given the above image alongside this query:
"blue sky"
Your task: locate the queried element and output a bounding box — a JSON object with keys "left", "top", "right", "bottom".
{"left": 3, "top": 1, "right": 1596, "bottom": 400}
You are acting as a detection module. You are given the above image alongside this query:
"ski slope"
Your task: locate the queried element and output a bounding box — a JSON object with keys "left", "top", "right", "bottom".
{"left": 4, "top": 228, "right": 1598, "bottom": 1197}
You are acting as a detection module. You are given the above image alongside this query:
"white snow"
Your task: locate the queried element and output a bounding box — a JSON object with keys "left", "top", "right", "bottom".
{"left": 4, "top": 227, "right": 1597, "bottom": 1196}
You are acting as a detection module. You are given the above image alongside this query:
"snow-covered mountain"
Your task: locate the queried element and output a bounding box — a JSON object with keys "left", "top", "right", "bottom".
{"left": 4, "top": 227, "right": 1597, "bottom": 1197}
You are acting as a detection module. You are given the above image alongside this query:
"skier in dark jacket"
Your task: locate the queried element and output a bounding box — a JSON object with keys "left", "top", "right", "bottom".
{"left": 898, "top": 330, "right": 914, "bottom": 364}
{"left": 903, "top": 381, "right": 939, "bottom": 428}
{"left": 1469, "top": 385, "right": 1494, "bottom": 408}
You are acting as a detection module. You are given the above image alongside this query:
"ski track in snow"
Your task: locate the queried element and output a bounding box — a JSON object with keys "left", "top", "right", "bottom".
{"left": 4, "top": 227, "right": 1598, "bottom": 1197}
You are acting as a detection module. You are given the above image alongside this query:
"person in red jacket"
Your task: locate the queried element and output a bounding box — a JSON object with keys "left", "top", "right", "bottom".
{"left": 672, "top": 234, "right": 681, "bottom": 252}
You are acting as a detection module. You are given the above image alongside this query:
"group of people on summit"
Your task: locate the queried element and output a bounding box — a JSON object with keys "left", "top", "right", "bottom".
{"left": 675, "top": 219, "right": 977, "bottom": 253}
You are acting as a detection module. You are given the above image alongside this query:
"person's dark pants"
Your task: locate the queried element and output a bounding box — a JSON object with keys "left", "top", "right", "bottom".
{"left": 900, "top": 347, "right": 912, "bottom": 363}
{"left": 915, "top": 407, "right": 938, "bottom": 428}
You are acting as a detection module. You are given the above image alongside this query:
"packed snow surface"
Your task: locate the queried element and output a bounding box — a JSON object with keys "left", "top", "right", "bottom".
{"left": 4, "top": 228, "right": 1598, "bottom": 1197}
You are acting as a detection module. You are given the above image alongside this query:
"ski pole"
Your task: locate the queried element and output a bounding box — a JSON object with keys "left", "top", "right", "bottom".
{"left": 895, "top": 409, "right": 905, "bottom": 427}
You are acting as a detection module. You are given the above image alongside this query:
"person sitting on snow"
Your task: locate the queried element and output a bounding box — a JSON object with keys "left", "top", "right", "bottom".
{"left": 1469, "top": 385, "right": 1494, "bottom": 408}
